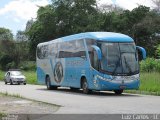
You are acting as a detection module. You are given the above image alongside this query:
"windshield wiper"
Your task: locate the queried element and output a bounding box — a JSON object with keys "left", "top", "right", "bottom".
{"left": 124, "top": 56, "right": 132, "bottom": 75}
{"left": 112, "top": 56, "right": 120, "bottom": 75}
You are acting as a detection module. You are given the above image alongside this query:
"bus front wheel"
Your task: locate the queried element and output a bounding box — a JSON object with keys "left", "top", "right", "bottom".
{"left": 114, "top": 90, "right": 123, "bottom": 95}
{"left": 46, "top": 76, "right": 57, "bottom": 90}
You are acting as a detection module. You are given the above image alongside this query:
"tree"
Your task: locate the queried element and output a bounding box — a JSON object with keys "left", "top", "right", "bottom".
{"left": 101, "top": 5, "right": 160, "bottom": 56}
{"left": 27, "top": 5, "right": 56, "bottom": 60}
{"left": 26, "top": 1, "right": 160, "bottom": 58}
{"left": 25, "top": 19, "right": 34, "bottom": 32}
{"left": 27, "top": 0, "right": 103, "bottom": 59}
{"left": 0, "top": 39, "right": 29, "bottom": 70}
{"left": 0, "top": 27, "right": 13, "bottom": 41}
{"left": 0, "top": 40, "right": 15, "bottom": 70}
{"left": 0, "top": 27, "right": 30, "bottom": 70}
{"left": 132, "top": 10, "right": 160, "bottom": 56}
{"left": 156, "top": 44, "right": 160, "bottom": 58}
{"left": 16, "top": 30, "right": 28, "bottom": 41}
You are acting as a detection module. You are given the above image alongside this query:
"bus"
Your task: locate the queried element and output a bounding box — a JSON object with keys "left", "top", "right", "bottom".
{"left": 36, "top": 32, "right": 146, "bottom": 94}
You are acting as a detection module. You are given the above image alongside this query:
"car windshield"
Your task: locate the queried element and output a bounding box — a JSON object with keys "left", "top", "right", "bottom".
{"left": 98, "top": 42, "right": 139, "bottom": 75}
{"left": 11, "top": 71, "right": 22, "bottom": 76}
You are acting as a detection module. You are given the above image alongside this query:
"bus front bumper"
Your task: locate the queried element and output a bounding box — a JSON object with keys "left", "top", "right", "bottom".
{"left": 97, "top": 79, "right": 140, "bottom": 91}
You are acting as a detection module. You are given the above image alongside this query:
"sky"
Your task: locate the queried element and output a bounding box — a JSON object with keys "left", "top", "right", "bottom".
{"left": 0, "top": 0, "right": 154, "bottom": 36}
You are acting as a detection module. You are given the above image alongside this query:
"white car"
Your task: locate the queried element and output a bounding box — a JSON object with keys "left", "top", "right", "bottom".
{"left": 4, "top": 70, "right": 26, "bottom": 85}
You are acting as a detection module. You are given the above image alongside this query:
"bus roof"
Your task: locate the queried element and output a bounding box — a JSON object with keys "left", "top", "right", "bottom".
{"left": 38, "top": 32, "right": 134, "bottom": 46}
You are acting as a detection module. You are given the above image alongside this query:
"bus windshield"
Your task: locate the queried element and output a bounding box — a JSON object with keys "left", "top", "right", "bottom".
{"left": 98, "top": 42, "right": 139, "bottom": 75}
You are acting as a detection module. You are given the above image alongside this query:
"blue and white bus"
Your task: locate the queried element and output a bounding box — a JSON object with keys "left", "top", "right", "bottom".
{"left": 36, "top": 32, "right": 146, "bottom": 94}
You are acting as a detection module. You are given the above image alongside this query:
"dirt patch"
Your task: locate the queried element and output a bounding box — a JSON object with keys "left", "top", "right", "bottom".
{"left": 0, "top": 94, "right": 59, "bottom": 114}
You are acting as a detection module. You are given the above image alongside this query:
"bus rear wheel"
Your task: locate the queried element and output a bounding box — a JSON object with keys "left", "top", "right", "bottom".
{"left": 46, "top": 76, "right": 57, "bottom": 90}
{"left": 82, "top": 78, "right": 91, "bottom": 94}
{"left": 114, "top": 90, "right": 123, "bottom": 95}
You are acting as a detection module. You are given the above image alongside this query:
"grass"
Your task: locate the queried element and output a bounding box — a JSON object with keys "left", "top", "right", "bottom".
{"left": 0, "top": 70, "right": 37, "bottom": 84}
{"left": 126, "top": 72, "right": 160, "bottom": 96}
{"left": 22, "top": 70, "right": 37, "bottom": 84}
{"left": 0, "top": 112, "right": 6, "bottom": 118}
{"left": 0, "top": 70, "right": 5, "bottom": 81}
{"left": 0, "top": 91, "right": 22, "bottom": 98}
{"left": 140, "top": 72, "right": 160, "bottom": 92}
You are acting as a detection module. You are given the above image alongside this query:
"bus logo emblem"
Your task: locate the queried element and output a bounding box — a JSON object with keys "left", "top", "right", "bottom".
{"left": 54, "top": 62, "right": 63, "bottom": 83}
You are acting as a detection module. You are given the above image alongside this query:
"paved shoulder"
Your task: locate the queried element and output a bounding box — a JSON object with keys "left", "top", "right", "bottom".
{"left": 0, "top": 82, "right": 160, "bottom": 114}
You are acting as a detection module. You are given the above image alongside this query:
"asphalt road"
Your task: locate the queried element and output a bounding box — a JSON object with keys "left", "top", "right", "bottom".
{"left": 0, "top": 82, "right": 160, "bottom": 114}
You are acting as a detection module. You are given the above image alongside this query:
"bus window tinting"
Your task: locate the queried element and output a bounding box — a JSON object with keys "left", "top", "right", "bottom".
{"left": 58, "top": 40, "right": 86, "bottom": 58}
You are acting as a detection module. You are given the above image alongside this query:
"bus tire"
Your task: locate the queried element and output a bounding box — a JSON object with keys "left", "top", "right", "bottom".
{"left": 114, "top": 90, "right": 123, "bottom": 95}
{"left": 81, "top": 78, "right": 90, "bottom": 94}
{"left": 46, "top": 76, "right": 57, "bottom": 90}
{"left": 70, "top": 87, "right": 79, "bottom": 91}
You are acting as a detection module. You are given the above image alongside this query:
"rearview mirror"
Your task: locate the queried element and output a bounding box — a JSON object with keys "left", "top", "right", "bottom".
{"left": 90, "top": 45, "right": 102, "bottom": 71}
{"left": 91, "top": 45, "right": 102, "bottom": 60}
{"left": 136, "top": 46, "right": 146, "bottom": 60}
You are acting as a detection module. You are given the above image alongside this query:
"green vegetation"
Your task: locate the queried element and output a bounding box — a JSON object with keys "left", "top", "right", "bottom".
{"left": 140, "top": 72, "right": 160, "bottom": 93}
{"left": 0, "top": 39, "right": 29, "bottom": 70}
{"left": 0, "top": 0, "right": 160, "bottom": 63}
{"left": 140, "top": 58, "right": 160, "bottom": 72}
{"left": 0, "top": 0, "right": 160, "bottom": 68}
{"left": 0, "top": 70, "right": 37, "bottom": 85}
{"left": 0, "top": 70, "right": 5, "bottom": 81}
{"left": 126, "top": 72, "right": 160, "bottom": 96}
{"left": 23, "top": 70, "right": 37, "bottom": 84}
{"left": 0, "top": 91, "right": 22, "bottom": 98}
{"left": 0, "top": 60, "right": 37, "bottom": 84}
{"left": 0, "top": 112, "right": 6, "bottom": 118}
{"left": 19, "top": 61, "right": 36, "bottom": 71}
{"left": 125, "top": 58, "right": 160, "bottom": 95}
{"left": 156, "top": 44, "right": 160, "bottom": 59}
{"left": 0, "top": 27, "right": 13, "bottom": 41}
{"left": 26, "top": 0, "right": 160, "bottom": 59}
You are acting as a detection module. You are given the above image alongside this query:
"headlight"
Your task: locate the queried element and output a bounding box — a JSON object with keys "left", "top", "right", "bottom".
{"left": 96, "top": 75, "right": 112, "bottom": 81}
